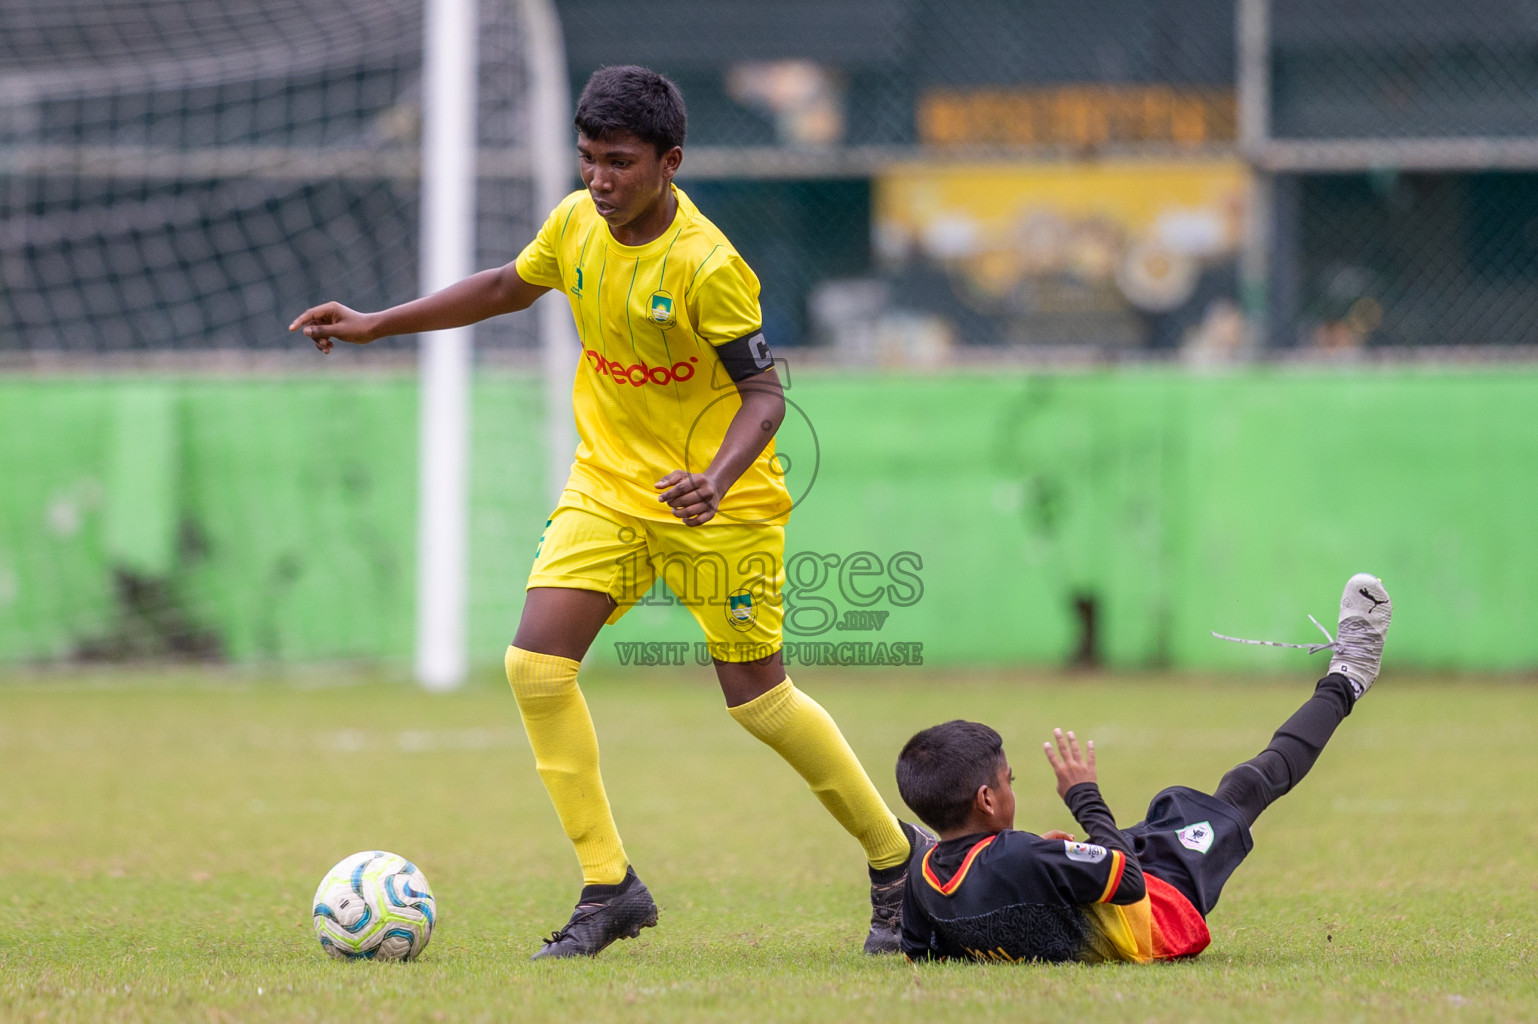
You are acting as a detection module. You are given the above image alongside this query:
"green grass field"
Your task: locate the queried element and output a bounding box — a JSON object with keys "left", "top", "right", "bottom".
{"left": 3, "top": 666, "right": 1536, "bottom": 1022}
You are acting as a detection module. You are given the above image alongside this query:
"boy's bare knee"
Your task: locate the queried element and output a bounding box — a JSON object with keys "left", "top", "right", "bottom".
{"left": 714, "top": 651, "right": 785, "bottom": 707}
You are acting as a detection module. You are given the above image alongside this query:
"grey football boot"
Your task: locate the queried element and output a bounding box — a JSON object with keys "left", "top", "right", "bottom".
{"left": 1212, "top": 572, "right": 1391, "bottom": 700}
{"left": 1328, "top": 573, "right": 1392, "bottom": 699}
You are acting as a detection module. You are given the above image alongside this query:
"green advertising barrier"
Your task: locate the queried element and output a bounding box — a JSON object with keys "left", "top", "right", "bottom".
{"left": 0, "top": 368, "right": 1533, "bottom": 671}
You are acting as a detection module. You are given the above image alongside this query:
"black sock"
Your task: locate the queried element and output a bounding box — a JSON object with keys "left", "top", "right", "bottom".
{"left": 578, "top": 867, "right": 636, "bottom": 903}
{"left": 1213, "top": 673, "right": 1355, "bottom": 828}
{"left": 870, "top": 823, "right": 919, "bottom": 884}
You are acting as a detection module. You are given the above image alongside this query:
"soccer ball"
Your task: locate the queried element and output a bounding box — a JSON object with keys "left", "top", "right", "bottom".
{"left": 312, "top": 851, "right": 436, "bottom": 961}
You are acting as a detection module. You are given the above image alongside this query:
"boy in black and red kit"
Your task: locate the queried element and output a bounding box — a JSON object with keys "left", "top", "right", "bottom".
{"left": 896, "top": 574, "right": 1392, "bottom": 963}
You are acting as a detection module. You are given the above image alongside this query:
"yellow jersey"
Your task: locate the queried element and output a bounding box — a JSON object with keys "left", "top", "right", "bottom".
{"left": 516, "top": 185, "right": 792, "bottom": 525}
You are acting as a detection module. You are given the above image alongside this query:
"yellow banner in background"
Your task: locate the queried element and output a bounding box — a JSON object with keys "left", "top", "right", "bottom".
{"left": 876, "top": 161, "right": 1248, "bottom": 267}
{"left": 870, "top": 161, "right": 1249, "bottom": 351}
{"left": 918, "top": 86, "right": 1235, "bottom": 147}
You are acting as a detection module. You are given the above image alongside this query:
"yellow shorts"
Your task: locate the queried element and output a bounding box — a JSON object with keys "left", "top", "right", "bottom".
{"left": 527, "top": 489, "right": 784, "bottom": 661}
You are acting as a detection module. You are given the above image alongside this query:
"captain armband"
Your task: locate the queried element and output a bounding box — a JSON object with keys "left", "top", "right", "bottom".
{"left": 715, "top": 330, "right": 775, "bottom": 383}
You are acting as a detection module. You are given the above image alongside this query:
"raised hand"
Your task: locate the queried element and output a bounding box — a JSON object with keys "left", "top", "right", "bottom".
{"left": 1043, "top": 727, "right": 1096, "bottom": 798}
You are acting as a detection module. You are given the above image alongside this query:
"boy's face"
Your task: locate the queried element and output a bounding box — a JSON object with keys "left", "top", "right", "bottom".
{"left": 980, "top": 756, "right": 1016, "bottom": 832}
{"left": 577, "top": 130, "right": 681, "bottom": 233}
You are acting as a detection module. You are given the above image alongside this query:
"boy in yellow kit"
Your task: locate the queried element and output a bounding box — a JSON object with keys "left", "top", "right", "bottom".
{"left": 290, "top": 65, "right": 930, "bottom": 959}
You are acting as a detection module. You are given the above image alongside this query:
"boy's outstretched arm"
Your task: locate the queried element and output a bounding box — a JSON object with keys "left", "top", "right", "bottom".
{"left": 1044, "top": 728, "right": 1145, "bottom": 904}
{"left": 289, "top": 263, "right": 550, "bottom": 353}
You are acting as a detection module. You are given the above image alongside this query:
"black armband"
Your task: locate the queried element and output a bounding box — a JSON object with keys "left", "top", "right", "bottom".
{"left": 715, "top": 330, "right": 775, "bottom": 382}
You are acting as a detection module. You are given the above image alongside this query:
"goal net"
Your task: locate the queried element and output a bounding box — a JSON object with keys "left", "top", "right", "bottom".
{"left": 0, "top": 0, "right": 538, "bottom": 357}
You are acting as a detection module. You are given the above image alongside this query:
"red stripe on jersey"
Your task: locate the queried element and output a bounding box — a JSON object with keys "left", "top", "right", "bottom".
{"left": 921, "top": 835, "right": 997, "bottom": 896}
{"left": 1146, "top": 874, "right": 1211, "bottom": 959}
{"left": 1096, "top": 849, "right": 1127, "bottom": 903}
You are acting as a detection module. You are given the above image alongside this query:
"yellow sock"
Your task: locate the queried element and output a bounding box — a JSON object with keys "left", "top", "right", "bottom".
{"left": 505, "top": 646, "right": 628, "bottom": 886}
{"left": 728, "top": 678, "right": 909, "bottom": 870}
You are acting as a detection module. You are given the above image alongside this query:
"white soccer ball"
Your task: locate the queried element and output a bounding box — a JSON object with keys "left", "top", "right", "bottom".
{"left": 312, "top": 851, "right": 436, "bottom": 961}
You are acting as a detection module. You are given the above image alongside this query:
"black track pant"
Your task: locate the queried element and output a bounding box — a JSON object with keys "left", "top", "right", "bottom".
{"left": 1211, "top": 673, "right": 1355, "bottom": 829}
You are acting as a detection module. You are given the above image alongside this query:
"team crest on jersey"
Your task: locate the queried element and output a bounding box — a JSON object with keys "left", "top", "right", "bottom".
{"left": 1177, "top": 821, "right": 1214, "bottom": 854}
{"left": 572, "top": 267, "right": 584, "bottom": 297}
{"left": 648, "top": 290, "right": 676, "bottom": 328}
{"left": 1063, "top": 841, "right": 1107, "bottom": 863}
{"left": 727, "top": 590, "right": 756, "bottom": 630}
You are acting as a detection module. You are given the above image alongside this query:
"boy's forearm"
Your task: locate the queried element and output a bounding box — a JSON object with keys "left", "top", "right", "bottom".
{"left": 368, "top": 266, "right": 535, "bottom": 339}
{"left": 1063, "top": 782, "right": 1134, "bottom": 856}
{"left": 702, "top": 374, "right": 785, "bottom": 495}
{"left": 1063, "top": 783, "right": 1146, "bottom": 904}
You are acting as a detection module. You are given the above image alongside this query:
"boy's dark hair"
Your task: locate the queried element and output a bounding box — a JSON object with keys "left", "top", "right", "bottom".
{"left": 573, "top": 65, "right": 687, "bottom": 155}
{"left": 896, "top": 720, "right": 1006, "bottom": 833}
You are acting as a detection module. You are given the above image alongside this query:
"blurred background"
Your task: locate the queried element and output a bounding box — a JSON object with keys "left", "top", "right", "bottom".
{"left": 2, "top": 0, "right": 1535, "bottom": 679}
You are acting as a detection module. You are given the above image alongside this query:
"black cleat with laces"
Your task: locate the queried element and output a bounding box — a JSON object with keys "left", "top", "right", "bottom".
{"left": 863, "top": 820, "right": 936, "bottom": 954}
{"left": 530, "top": 866, "right": 659, "bottom": 960}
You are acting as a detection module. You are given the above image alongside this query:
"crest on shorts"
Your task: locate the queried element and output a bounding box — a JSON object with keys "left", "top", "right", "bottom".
{"left": 727, "top": 589, "right": 756, "bottom": 631}
{"left": 648, "top": 290, "right": 676, "bottom": 328}
{"left": 1177, "top": 821, "right": 1214, "bottom": 854}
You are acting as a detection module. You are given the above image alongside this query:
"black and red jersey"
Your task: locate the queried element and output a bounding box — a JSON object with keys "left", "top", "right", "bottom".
{"left": 901, "top": 783, "right": 1219, "bottom": 964}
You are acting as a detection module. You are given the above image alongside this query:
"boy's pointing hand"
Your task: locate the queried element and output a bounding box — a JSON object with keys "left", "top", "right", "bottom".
{"left": 1043, "top": 727, "right": 1096, "bottom": 798}
{"left": 289, "top": 301, "right": 377, "bottom": 353}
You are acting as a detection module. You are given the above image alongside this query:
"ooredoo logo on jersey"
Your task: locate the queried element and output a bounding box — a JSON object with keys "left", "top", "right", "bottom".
{"left": 585, "top": 349, "right": 698, "bottom": 387}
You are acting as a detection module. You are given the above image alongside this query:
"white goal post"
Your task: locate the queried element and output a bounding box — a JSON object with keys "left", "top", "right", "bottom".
{"left": 415, "top": 0, "right": 577, "bottom": 690}
{"left": 413, "top": 0, "right": 478, "bottom": 692}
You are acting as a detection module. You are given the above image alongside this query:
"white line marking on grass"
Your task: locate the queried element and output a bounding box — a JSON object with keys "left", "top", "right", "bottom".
{"left": 313, "top": 727, "right": 525, "bottom": 753}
